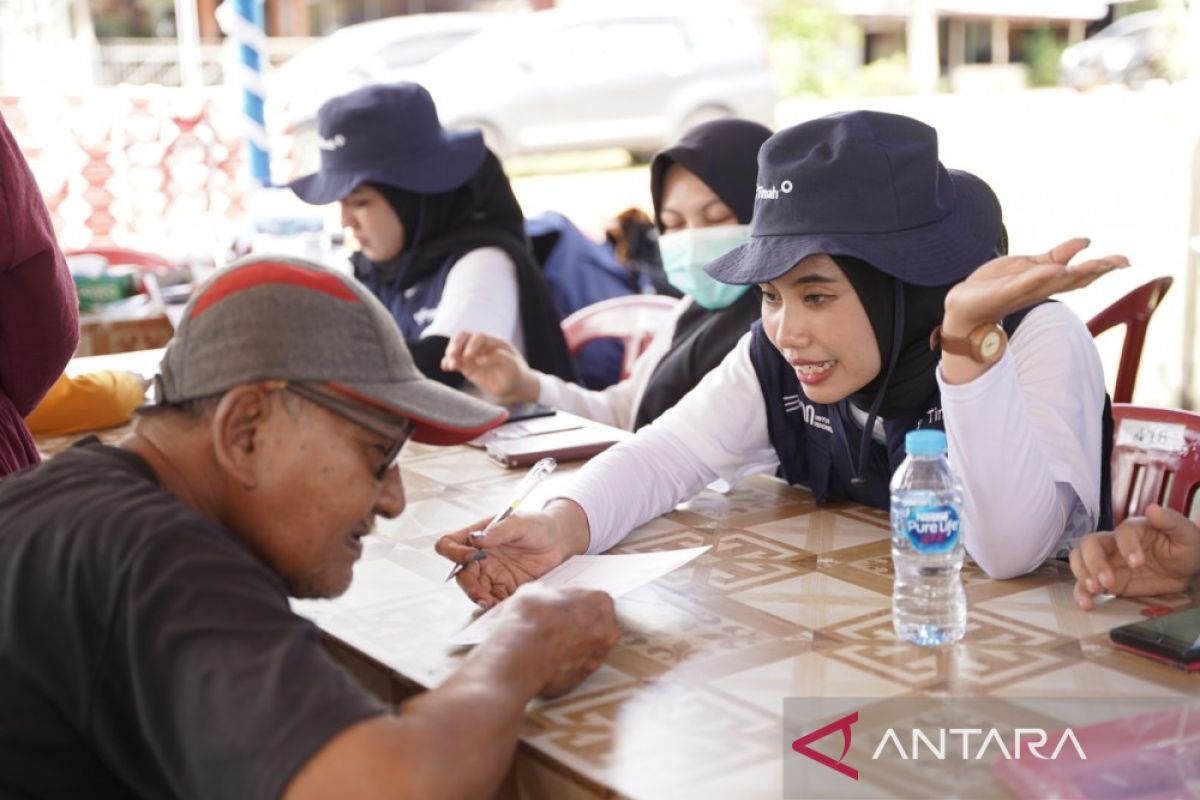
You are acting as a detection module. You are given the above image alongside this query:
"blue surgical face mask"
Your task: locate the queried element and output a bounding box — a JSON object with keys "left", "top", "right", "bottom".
{"left": 658, "top": 225, "right": 751, "bottom": 310}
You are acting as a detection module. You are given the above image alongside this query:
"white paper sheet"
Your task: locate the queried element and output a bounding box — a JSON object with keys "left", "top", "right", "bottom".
{"left": 447, "top": 545, "right": 711, "bottom": 647}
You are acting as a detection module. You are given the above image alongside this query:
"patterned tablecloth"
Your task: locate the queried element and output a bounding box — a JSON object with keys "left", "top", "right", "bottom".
{"left": 291, "top": 440, "right": 1200, "bottom": 800}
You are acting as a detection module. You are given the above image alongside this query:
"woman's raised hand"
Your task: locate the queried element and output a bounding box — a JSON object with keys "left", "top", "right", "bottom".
{"left": 943, "top": 237, "right": 1128, "bottom": 336}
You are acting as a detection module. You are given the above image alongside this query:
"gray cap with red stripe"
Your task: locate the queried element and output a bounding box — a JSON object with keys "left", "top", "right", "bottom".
{"left": 156, "top": 255, "right": 507, "bottom": 445}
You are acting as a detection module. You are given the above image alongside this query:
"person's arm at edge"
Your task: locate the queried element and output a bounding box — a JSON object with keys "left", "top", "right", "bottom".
{"left": 0, "top": 113, "right": 80, "bottom": 413}
{"left": 1069, "top": 504, "right": 1200, "bottom": 609}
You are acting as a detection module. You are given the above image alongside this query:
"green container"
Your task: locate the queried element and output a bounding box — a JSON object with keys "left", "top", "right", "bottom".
{"left": 74, "top": 273, "right": 137, "bottom": 311}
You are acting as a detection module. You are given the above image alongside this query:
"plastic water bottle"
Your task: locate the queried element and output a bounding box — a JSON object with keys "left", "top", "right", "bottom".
{"left": 890, "top": 429, "right": 967, "bottom": 646}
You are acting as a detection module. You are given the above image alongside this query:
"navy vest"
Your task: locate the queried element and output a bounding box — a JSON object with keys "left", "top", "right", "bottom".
{"left": 358, "top": 256, "right": 454, "bottom": 341}
{"left": 749, "top": 307, "right": 1114, "bottom": 530}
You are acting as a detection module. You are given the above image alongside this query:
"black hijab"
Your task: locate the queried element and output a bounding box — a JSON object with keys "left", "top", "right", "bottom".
{"left": 351, "top": 150, "right": 575, "bottom": 382}
{"left": 649, "top": 118, "right": 769, "bottom": 231}
{"left": 837, "top": 256, "right": 951, "bottom": 421}
{"left": 834, "top": 225, "right": 1009, "bottom": 480}
{"left": 634, "top": 119, "right": 772, "bottom": 429}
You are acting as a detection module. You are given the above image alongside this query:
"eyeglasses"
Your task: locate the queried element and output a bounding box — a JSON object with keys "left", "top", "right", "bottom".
{"left": 269, "top": 381, "right": 413, "bottom": 481}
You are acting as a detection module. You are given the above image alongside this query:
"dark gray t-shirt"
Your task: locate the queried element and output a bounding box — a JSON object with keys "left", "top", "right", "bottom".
{"left": 0, "top": 439, "right": 386, "bottom": 799}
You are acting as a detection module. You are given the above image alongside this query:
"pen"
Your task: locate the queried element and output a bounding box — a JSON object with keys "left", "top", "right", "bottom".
{"left": 444, "top": 458, "right": 557, "bottom": 582}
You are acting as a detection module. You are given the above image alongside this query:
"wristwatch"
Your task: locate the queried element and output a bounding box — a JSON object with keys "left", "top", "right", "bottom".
{"left": 929, "top": 322, "right": 1007, "bottom": 365}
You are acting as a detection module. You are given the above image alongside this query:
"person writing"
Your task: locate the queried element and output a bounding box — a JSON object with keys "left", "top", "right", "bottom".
{"left": 437, "top": 110, "right": 1127, "bottom": 599}
{"left": 442, "top": 118, "right": 771, "bottom": 430}
{"left": 289, "top": 82, "right": 574, "bottom": 387}
{"left": 0, "top": 256, "right": 618, "bottom": 799}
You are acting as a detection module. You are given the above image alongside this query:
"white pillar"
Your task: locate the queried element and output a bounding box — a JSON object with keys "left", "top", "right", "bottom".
{"left": 1181, "top": 0, "right": 1200, "bottom": 408}
{"left": 175, "top": 0, "right": 204, "bottom": 89}
{"left": 947, "top": 17, "right": 965, "bottom": 71}
{"left": 1191, "top": 0, "right": 1200, "bottom": 83}
{"left": 907, "top": 0, "right": 940, "bottom": 93}
{"left": 1068, "top": 18, "right": 1085, "bottom": 45}
{"left": 991, "top": 17, "right": 1009, "bottom": 64}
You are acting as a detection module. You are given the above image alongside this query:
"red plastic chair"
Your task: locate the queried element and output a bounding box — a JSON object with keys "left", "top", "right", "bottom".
{"left": 561, "top": 295, "right": 680, "bottom": 380}
{"left": 1086, "top": 276, "right": 1173, "bottom": 404}
{"left": 64, "top": 247, "right": 177, "bottom": 277}
{"left": 1110, "top": 403, "right": 1200, "bottom": 525}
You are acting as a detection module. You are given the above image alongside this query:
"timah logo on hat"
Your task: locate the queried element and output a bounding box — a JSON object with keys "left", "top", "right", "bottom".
{"left": 318, "top": 134, "right": 347, "bottom": 152}
{"left": 755, "top": 180, "right": 793, "bottom": 201}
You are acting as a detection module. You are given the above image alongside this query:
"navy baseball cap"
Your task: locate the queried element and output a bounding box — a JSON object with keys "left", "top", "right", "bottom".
{"left": 704, "top": 111, "right": 1002, "bottom": 288}
{"left": 289, "top": 82, "right": 486, "bottom": 205}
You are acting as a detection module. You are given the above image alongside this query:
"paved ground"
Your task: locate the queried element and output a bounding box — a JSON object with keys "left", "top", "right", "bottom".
{"left": 510, "top": 84, "right": 1200, "bottom": 409}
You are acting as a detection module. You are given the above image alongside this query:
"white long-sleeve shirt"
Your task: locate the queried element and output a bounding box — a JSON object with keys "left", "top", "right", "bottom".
{"left": 533, "top": 297, "right": 690, "bottom": 430}
{"left": 422, "top": 247, "right": 525, "bottom": 353}
{"left": 555, "top": 302, "right": 1106, "bottom": 579}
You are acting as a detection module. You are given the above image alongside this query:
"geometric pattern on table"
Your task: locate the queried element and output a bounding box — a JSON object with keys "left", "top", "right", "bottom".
{"left": 38, "top": 417, "right": 1199, "bottom": 800}
{"left": 820, "top": 608, "right": 1080, "bottom": 692}
{"left": 292, "top": 445, "right": 1200, "bottom": 799}
{"left": 523, "top": 680, "right": 781, "bottom": 798}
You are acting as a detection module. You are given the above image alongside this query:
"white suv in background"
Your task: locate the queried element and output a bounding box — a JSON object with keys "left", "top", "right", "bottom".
{"left": 268, "top": 12, "right": 496, "bottom": 142}
{"left": 281, "top": 4, "right": 776, "bottom": 165}
{"left": 418, "top": 3, "right": 776, "bottom": 160}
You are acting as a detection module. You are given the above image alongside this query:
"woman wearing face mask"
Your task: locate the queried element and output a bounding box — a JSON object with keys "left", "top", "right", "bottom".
{"left": 441, "top": 119, "right": 772, "bottom": 430}
{"left": 288, "top": 82, "right": 574, "bottom": 387}
{"left": 438, "top": 110, "right": 1129, "bottom": 598}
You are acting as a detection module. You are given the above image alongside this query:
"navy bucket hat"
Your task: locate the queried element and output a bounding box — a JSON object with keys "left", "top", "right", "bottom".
{"left": 704, "top": 111, "right": 1002, "bottom": 288}
{"left": 289, "top": 82, "right": 486, "bottom": 205}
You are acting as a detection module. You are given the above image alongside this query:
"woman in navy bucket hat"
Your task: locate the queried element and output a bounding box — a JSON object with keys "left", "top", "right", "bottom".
{"left": 289, "top": 82, "right": 574, "bottom": 387}
{"left": 437, "top": 110, "right": 1131, "bottom": 605}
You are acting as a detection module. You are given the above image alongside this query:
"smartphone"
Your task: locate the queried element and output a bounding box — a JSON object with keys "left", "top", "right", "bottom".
{"left": 1109, "top": 606, "right": 1200, "bottom": 671}
{"left": 503, "top": 402, "right": 556, "bottom": 423}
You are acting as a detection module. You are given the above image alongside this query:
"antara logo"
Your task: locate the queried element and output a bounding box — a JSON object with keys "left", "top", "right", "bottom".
{"left": 791, "top": 712, "right": 1088, "bottom": 782}
{"left": 792, "top": 711, "right": 859, "bottom": 780}
{"left": 872, "top": 727, "right": 1087, "bottom": 761}
{"left": 318, "top": 134, "right": 347, "bottom": 151}
{"left": 755, "top": 180, "right": 793, "bottom": 200}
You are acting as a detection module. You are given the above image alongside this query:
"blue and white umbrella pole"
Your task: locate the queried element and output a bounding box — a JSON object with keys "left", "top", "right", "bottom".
{"left": 216, "top": 0, "right": 271, "bottom": 187}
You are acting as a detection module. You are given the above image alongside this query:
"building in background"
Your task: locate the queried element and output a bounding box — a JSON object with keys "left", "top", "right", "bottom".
{"left": 836, "top": 0, "right": 1156, "bottom": 91}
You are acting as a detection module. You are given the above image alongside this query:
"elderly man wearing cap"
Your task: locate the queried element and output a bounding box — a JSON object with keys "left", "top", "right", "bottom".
{"left": 289, "top": 81, "right": 574, "bottom": 389}
{"left": 438, "top": 109, "right": 1129, "bottom": 597}
{"left": 0, "top": 257, "right": 618, "bottom": 799}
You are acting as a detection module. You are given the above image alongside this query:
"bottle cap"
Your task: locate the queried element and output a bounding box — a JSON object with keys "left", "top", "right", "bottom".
{"left": 905, "top": 429, "right": 947, "bottom": 457}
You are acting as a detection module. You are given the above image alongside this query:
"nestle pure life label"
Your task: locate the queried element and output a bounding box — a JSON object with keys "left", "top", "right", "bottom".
{"left": 902, "top": 504, "right": 960, "bottom": 553}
